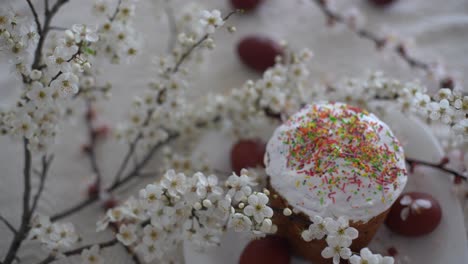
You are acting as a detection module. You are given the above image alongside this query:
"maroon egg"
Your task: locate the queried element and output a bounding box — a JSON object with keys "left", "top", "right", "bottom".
{"left": 231, "top": 0, "right": 264, "bottom": 11}
{"left": 231, "top": 139, "right": 266, "bottom": 174}
{"left": 385, "top": 192, "right": 442, "bottom": 237}
{"left": 368, "top": 0, "right": 398, "bottom": 7}
{"left": 237, "top": 36, "right": 284, "bottom": 73}
{"left": 239, "top": 236, "right": 291, "bottom": 264}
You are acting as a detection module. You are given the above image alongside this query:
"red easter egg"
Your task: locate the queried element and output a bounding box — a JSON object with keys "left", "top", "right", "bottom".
{"left": 385, "top": 192, "right": 442, "bottom": 237}
{"left": 231, "top": 0, "right": 264, "bottom": 11}
{"left": 237, "top": 36, "right": 284, "bottom": 73}
{"left": 231, "top": 139, "right": 266, "bottom": 174}
{"left": 368, "top": 0, "right": 398, "bottom": 6}
{"left": 239, "top": 236, "right": 291, "bottom": 264}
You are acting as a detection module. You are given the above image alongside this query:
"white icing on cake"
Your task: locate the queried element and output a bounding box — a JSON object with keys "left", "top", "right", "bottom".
{"left": 266, "top": 102, "right": 407, "bottom": 222}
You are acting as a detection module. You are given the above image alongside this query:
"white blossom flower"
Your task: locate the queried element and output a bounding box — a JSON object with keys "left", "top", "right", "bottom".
{"left": 135, "top": 242, "right": 163, "bottom": 263}
{"left": 81, "top": 245, "right": 103, "bottom": 264}
{"left": 199, "top": 10, "right": 223, "bottom": 34}
{"left": 26, "top": 82, "right": 52, "bottom": 106}
{"left": 47, "top": 46, "right": 74, "bottom": 74}
{"left": 225, "top": 170, "right": 256, "bottom": 203}
{"left": 376, "top": 254, "right": 395, "bottom": 264}
{"left": 243, "top": 193, "right": 273, "bottom": 223}
{"left": 214, "top": 196, "right": 232, "bottom": 220}
{"left": 139, "top": 183, "right": 164, "bottom": 210}
{"left": 190, "top": 226, "right": 222, "bottom": 248}
{"left": 453, "top": 96, "right": 467, "bottom": 111}
{"left": 142, "top": 224, "right": 165, "bottom": 245}
{"left": 30, "top": 69, "right": 42, "bottom": 80}
{"left": 301, "top": 215, "right": 328, "bottom": 241}
{"left": 12, "top": 113, "right": 37, "bottom": 139}
{"left": 51, "top": 72, "right": 79, "bottom": 98}
{"left": 106, "top": 207, "right": 124, "bottom": 222}
{"left": 435, "top": 88, "right": 453, "bottom": 101}
{"left": 349, "top": 248, "right": 380, "bottom": 264}
{"left": 413, "top": 92, "right": 431, "bottom": 114}
{"left": 260, "top": 218, "right": 273, "bottom": 233}
{"left": 116, "top": 224, "right": 137, "bottom": 246}
{"left": 161, "top": 169, "right": 187, "bottom": 196}
{"left": 184, "top": 172, "right": 203, "bottom": 205}
{"left": 453, "top": 119, "right": 468, "bottom": 136}
{"left": 72, "top": 24, "right": 99, "bottom": 43}
{"left": 196, "top": 173, "right": 223, "bottom": 201}
{"left": 121, "top": 196, "right": 146, "bottom": 220}
{"left": 49, "top": 222, "right": 79, "bottom": 249}
{"left": 325, "top": 216, "right": 358, "bottom": 242}
{"left": 321, "top": 235, "right": 352, "bottom": 264}
{"left": 229, "top": 213, "right": 253, "bottom": 232}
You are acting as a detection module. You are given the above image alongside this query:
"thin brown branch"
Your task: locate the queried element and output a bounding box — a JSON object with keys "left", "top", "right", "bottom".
{"left": 30, "top": 155, "right": 54, "bottom": 214}
{"left": 84, "top": 102, "right": 103, "bottom": 188}
{"left": 109, "top": 0, "right": 123, "bottom": 22}
{"left": 44, "top": 0, "right": 49, "bottom": 14}
{"left": 36, "top": 238, "right": 118, "bottom": 264}
{"left": 164, "top": 0, "right": 177, "bottom": 53}
{"left": 171, "top": 10, "right": 239, "bottom": 73}
{"left": 0, "top": 215, "right": 17, "bottom": 235}
{"left": 26, "top": 0, "right": 42, "bottom": 35}
{"left": 406, "top": 158, "right": 467, "bottom": 181}
{"left": 49, "top": 26, "right": 67, "bottom": 31}
{"left": 32, "top": 0, "right": 71, "bottom": 70}
{"left": 2, "top": 139, "right": 33, "bottom": 264}
{"left": 311, "top": 0, "right": 441, "bottom": 82}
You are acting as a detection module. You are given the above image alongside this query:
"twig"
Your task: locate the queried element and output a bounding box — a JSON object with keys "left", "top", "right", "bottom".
{"left": 164, "top": 0, "right": 177, "bottom": 53}
{"left": 122, "top": 244, "right": 142, "bottom": 264}
{"left": 32, "top": 0, "right": 71, "bottom": 70}
{"left": 109, "top": 0, "right": 123, "bottom": 22}
{"left": 84, "top": 101, "right": 103, "bottom": 188}
{"left": 2, "top": 139, "right": 33, "bottom": 264}
{"left": 30, "top": 155, "right": 54, "bottom": 214}
{"left": 44, "top": 0, "right": 49, "bottom": 14}
{"left": 36, "top": 238, "right": 118, "bottom": 264}
{"left": 50, "top": 196, "right": 97, "bottom": 222}
{"left": 406, "top": 158, "right": 467, "bottom": 181}
{"left": 26, "top": 0, "right": 42, "bottom": 35}
{"left": 108, "top": 133, "right": 179, "bottom": 191}
{"left": 49, "top": 26, "right": 67, "bottom": 31}
{"left": 48, "top": 46, "right": 82, "bottom": 86}
{"left": 171, "top": 10, "right": 239, "bottom": 74}
{"left": 311, "top": 0, "right": 441, "bottom": 82}
{"left": 0, "top": 215, "right": 17, "bottom": 235}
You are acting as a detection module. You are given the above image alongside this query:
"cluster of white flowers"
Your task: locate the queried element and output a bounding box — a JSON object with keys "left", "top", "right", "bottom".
{"left": 214, "top": 49, "right": 314, "bottom": 138}
{"left": 0, "top": 14, "right": 99, "bottom": 152}
{"left": 92, "top": 0, "right": 140, "bottom": 64}
{"left": 0, "top": 10, "right": 38, "bottom": 74}
{"left": 329, "top": 71, "right": 468, "bottom": 140}
{"left": 96, "top": 169, "right": 273, "bottom": 262}
{"left": 81, "top": 244, "right": 103, "bottom": 264}
{"left": 116, "top": 8, "right": 229, "bottom": 151}
{"left": 300, "top": 216, "right": 393, "bottom": 264}
{"left": 160, "top": 147, "right": 211, "bottom": 175}
{"left": 28, "top": 214, "right": 79, "bottom": 254}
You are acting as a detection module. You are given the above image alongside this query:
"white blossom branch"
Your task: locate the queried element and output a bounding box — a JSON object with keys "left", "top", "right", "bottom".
{"left": 36, "top": 238, "right": 118, "bottom": 264}
{"left": 311, "top": 0, "right": 455, "bottom": 89}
